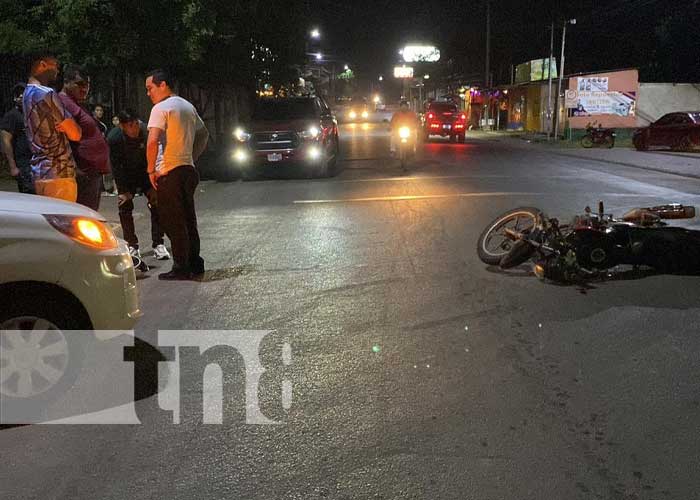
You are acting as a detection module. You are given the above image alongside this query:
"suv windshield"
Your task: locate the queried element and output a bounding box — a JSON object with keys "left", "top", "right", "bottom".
{"left": 253, "top": 99, "right": 319, "bottom": 120}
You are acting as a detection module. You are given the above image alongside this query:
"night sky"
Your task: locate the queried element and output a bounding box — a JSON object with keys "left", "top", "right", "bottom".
{"left": 309, "top": 0, "right": 699, "bottom": 88}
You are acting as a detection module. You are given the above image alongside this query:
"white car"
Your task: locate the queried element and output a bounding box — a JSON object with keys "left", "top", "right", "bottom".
{"left": 0, "top": 192, "right": 141, "bottom": 407}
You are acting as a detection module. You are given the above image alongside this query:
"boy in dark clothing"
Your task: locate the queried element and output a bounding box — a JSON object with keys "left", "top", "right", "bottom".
{"left": 108, "top": 110, "right": 170, "bottom": 267}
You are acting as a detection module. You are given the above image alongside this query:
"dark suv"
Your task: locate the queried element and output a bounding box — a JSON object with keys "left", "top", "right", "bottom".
{"left": 423, "top": 101, "right": 467, "bottom": 143}
{"left": 221, "top": 96, "right": 340, "bottom": 180}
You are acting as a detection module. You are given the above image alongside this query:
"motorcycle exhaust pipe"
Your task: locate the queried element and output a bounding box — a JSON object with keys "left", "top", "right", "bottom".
{"left": 647, "top": 204, "right": 696, "bottom": 220}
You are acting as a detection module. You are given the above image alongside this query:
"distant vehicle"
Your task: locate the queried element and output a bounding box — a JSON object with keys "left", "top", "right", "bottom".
{"left": 344, "top": 97, "right": 370, "bottom": 122}
{"left": 581, "top": 122, "right": 615, "bottom": 148}
{"left": 0, "top": 192, "right": 141, "bottom": 405}
{"left": 633, "top": 112, "right": 700, "bottom": 152}
{"left": 222, "top": 96, "right": 340, "bottom": 180}
{"left": 423, "top": 101, "right": 467, "bottom": 143}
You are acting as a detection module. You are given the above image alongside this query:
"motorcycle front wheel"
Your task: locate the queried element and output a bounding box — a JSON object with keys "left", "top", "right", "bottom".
{"left": 581, "top": 135, "right": 594, "bottom": 148}
{"left": 477, "top": 207, "right": 543, "bottom": 265}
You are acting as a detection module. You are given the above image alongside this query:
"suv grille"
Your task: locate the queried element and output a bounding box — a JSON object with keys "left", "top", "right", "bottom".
{"left": 252, "top": 131, "right": 300, "bottom": 150}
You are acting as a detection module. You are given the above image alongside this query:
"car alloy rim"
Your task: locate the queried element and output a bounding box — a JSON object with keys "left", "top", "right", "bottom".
{"left": 0, "top": 317, "right": 70, "bottom": 398}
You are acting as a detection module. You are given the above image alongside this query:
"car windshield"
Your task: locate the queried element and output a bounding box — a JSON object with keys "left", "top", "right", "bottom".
{"left": 253, "top": 99, "right": 318, "bottom": 120}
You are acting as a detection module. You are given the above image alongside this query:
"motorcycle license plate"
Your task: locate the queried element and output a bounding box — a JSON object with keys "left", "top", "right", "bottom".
{"left": 443, "top": 124, "right": 451, "bottom": 130}
{"left": 267, "top": 153, "right": 283, "bottom": 162}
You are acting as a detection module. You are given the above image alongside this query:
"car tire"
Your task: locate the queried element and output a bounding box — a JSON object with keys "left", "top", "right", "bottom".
{"left": 677, "top": 135, "right": 693, "bottom": 152}
{"left": 0, "top": 286, "right": 91, "bottom": 418}
{"left": 633, "top": 134, "right": 648, "bottom": 151}
{"left": 458, "top": 134, "right": 466, "bottom": 144}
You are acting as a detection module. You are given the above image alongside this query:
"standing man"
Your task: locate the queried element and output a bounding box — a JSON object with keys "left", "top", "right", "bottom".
{"left": 59, "top": 65, "right": 111, "bottom": 211}
{"left": 145, "top": 69, "right": 209, "bottom": 281}
{"left": 108, "top": 109, "right": 170, "bottom": 268}
{"left": 0, "top": 83, "right": 34, "bottom": 194}
{"left": 92, "top": 104, "right": 108, "bottom": 135}
{"left": 23, "top": 53, "right": 82, "bottom": 202}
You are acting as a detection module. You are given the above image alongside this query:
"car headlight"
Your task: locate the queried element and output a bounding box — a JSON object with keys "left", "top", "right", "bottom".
{"left": 361, "top": 110, "right": 369, "bottom": 119}
{"left": 348, "top": 111, "right": 357, "bottom": 120}
{"left": 399, "top": 127, "right": 411, "bottom": 139}
{"left": 44, "top": 215, "right": 118, "bottom": 250}
{"left": 234, "top": 127, "right": 251, "bottom": 142}
{"left": 300, "top": 126, "right": 320, "bottom": 139}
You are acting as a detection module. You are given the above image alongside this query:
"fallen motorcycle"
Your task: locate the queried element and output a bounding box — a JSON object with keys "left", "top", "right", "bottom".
{"left": 477, "top": 201, "right": 700, "bottom": 282}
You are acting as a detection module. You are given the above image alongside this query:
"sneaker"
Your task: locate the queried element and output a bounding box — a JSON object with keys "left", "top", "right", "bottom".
{"left": 153, "top": 244, "right": 171, "bottom": 261}
{"left": 129, "top": 246, "right": 149, "bottom": 272}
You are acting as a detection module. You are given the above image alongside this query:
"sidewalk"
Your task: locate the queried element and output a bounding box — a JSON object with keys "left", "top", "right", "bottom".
{"left": 470, "top": 130, "right": 700, "bottom": 180}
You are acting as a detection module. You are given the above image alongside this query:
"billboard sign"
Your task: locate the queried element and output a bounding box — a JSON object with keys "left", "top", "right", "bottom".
{"left": 515, "top": 58, "right": 558, "bottom": 84}
{"left": 394, "top": 66, "right": 414, "bottom": 79}
{"left": 567, "top": 90, "right": 637, "bottom": 117}
{"left": 401, "top": 45, "right": 440, "bottom": 63}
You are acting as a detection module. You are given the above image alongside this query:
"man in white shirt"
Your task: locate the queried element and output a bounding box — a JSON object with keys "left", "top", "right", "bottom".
{"left": 145, "top": 69, "right": 209, "bottom": 281}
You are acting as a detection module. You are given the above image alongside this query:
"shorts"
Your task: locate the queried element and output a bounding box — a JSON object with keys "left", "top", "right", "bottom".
{"left": 34, "top": 178, "right": 78, "bottom": 203}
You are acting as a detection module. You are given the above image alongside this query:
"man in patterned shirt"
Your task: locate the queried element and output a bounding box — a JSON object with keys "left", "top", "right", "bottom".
{"left": 23, "top": 54, "right": 82, "bottom": 202}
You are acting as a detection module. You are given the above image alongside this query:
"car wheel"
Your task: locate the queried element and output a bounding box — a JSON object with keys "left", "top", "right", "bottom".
{"left": 0, "top": 288, "right": 90, "bottom": 415}
{"left": 633, "top": 134, "right": 648, "bottom": 151}
{"left": 458, "top": 134, "right": 466, "bottom": 144}
{"left": 677, "top": 135, "right": 693, "bottom": 152}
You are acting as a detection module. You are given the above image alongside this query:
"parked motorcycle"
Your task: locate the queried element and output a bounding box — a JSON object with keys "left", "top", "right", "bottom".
{"left": 581, "top": 123, "right": 616, "bottom": 148}
{"left": 396, "top": 126, "right": 416, "bottom": 173}
{"left": 477, "top": 201, "right": 700, "bottom": 283}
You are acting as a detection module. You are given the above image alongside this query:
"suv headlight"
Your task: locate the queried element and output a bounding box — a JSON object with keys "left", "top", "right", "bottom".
{"left": 234, "top": 127, "right": 251, "bottom": 142}
{"left": 300, "top": 126, "right": 320, "bottom": 140}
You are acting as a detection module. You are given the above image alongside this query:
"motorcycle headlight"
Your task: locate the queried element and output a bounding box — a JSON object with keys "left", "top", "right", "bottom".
{"left": 399, "top": 127, "right": 411, "bottom": 139}
{"left": 234, "top": 127, "right": 251, "bottom": 142}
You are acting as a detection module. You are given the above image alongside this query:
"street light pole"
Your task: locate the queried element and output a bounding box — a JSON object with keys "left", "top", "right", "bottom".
{"left": 554, "top": 19, "right": 575, "bottom": 140}
{"left": 484, "top": 0, "right": 491, "bottom": 130}
{"left": 546, "top": 22, "right": 554, "bottom": 140}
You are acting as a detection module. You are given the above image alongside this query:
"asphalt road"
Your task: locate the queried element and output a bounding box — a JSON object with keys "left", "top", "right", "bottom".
{"left": 2, "top": 124, "right": 700, "bottom": 500}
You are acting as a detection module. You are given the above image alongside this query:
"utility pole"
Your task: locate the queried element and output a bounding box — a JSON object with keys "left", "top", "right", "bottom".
{"left": 546, "top": 22, "right": 554, "bottom": 140}
{"left": 554, "top": 19, "right": 576, "bottom": 140}
{"left": 484, "top": 0, "right": 491, "bottom": 130}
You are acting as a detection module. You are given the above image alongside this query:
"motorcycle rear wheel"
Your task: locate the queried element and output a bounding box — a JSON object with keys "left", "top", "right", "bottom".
{"left": 477, "top": 207, "right": 542, "bottom": 265}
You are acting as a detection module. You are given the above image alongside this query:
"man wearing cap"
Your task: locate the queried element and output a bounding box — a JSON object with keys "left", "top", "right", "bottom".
{"left": 108, "top": 109, "right": 170, "bottom": 268}
{"left": 0, "top": 83, "right": 34, "bottom": 194}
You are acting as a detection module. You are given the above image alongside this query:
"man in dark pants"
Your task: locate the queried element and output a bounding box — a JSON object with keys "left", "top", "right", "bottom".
{"left": 59, "top": 65, "right": 111, "bottom": 211}
{"left": 108, "top": 109, "right": 170, "bottom": 270}
{"left": 0, "top": 83, "right": 34, "bottom": 194}
{"left": 145, "top": 69, "right": 209, "bottom": 281}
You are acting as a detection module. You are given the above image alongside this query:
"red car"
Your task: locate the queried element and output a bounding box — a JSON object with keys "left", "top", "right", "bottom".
{"left": 222, "top": 96, "right": 340, "bottom": 180}
{"left": 633, "top": 111, "right": 700, "bottom": 151}
{"left": 423, "top": 102, "right": 467, "bottom": 143}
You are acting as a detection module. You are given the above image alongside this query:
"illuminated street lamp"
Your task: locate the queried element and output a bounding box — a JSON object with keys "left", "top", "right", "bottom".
{"left": 344, "top": 64, "right": 350, "bottom": 71}
{"left": 310, "top": 28, "right": 321, "bottom": 39}
{"left": 315, "top": 53, "right": 322, "bottom": 61}
{"left": 378, "top": 75, "right": 384, "bottom": 81}
{"left": 424, "top": 74, "right": 430, "bottom": 80}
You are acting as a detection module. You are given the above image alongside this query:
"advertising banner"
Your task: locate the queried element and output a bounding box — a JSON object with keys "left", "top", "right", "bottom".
{"left": 568, "top": 90, "right": 637, "bottom": 117}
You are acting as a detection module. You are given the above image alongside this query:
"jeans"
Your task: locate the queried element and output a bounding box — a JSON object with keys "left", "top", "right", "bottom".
{"left": 156, "top": 165, "right": 203, "bottom": 273}
{"left": 118, "top": 188, "right": 165, "bottom": 250}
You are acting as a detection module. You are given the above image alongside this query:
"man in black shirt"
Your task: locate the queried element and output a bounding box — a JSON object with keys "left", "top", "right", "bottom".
{"left": 108, "top": 109, "right": 170, "bottom": 268}
{"left": 0, "top": 83, "right": 35, "bottom": 194}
